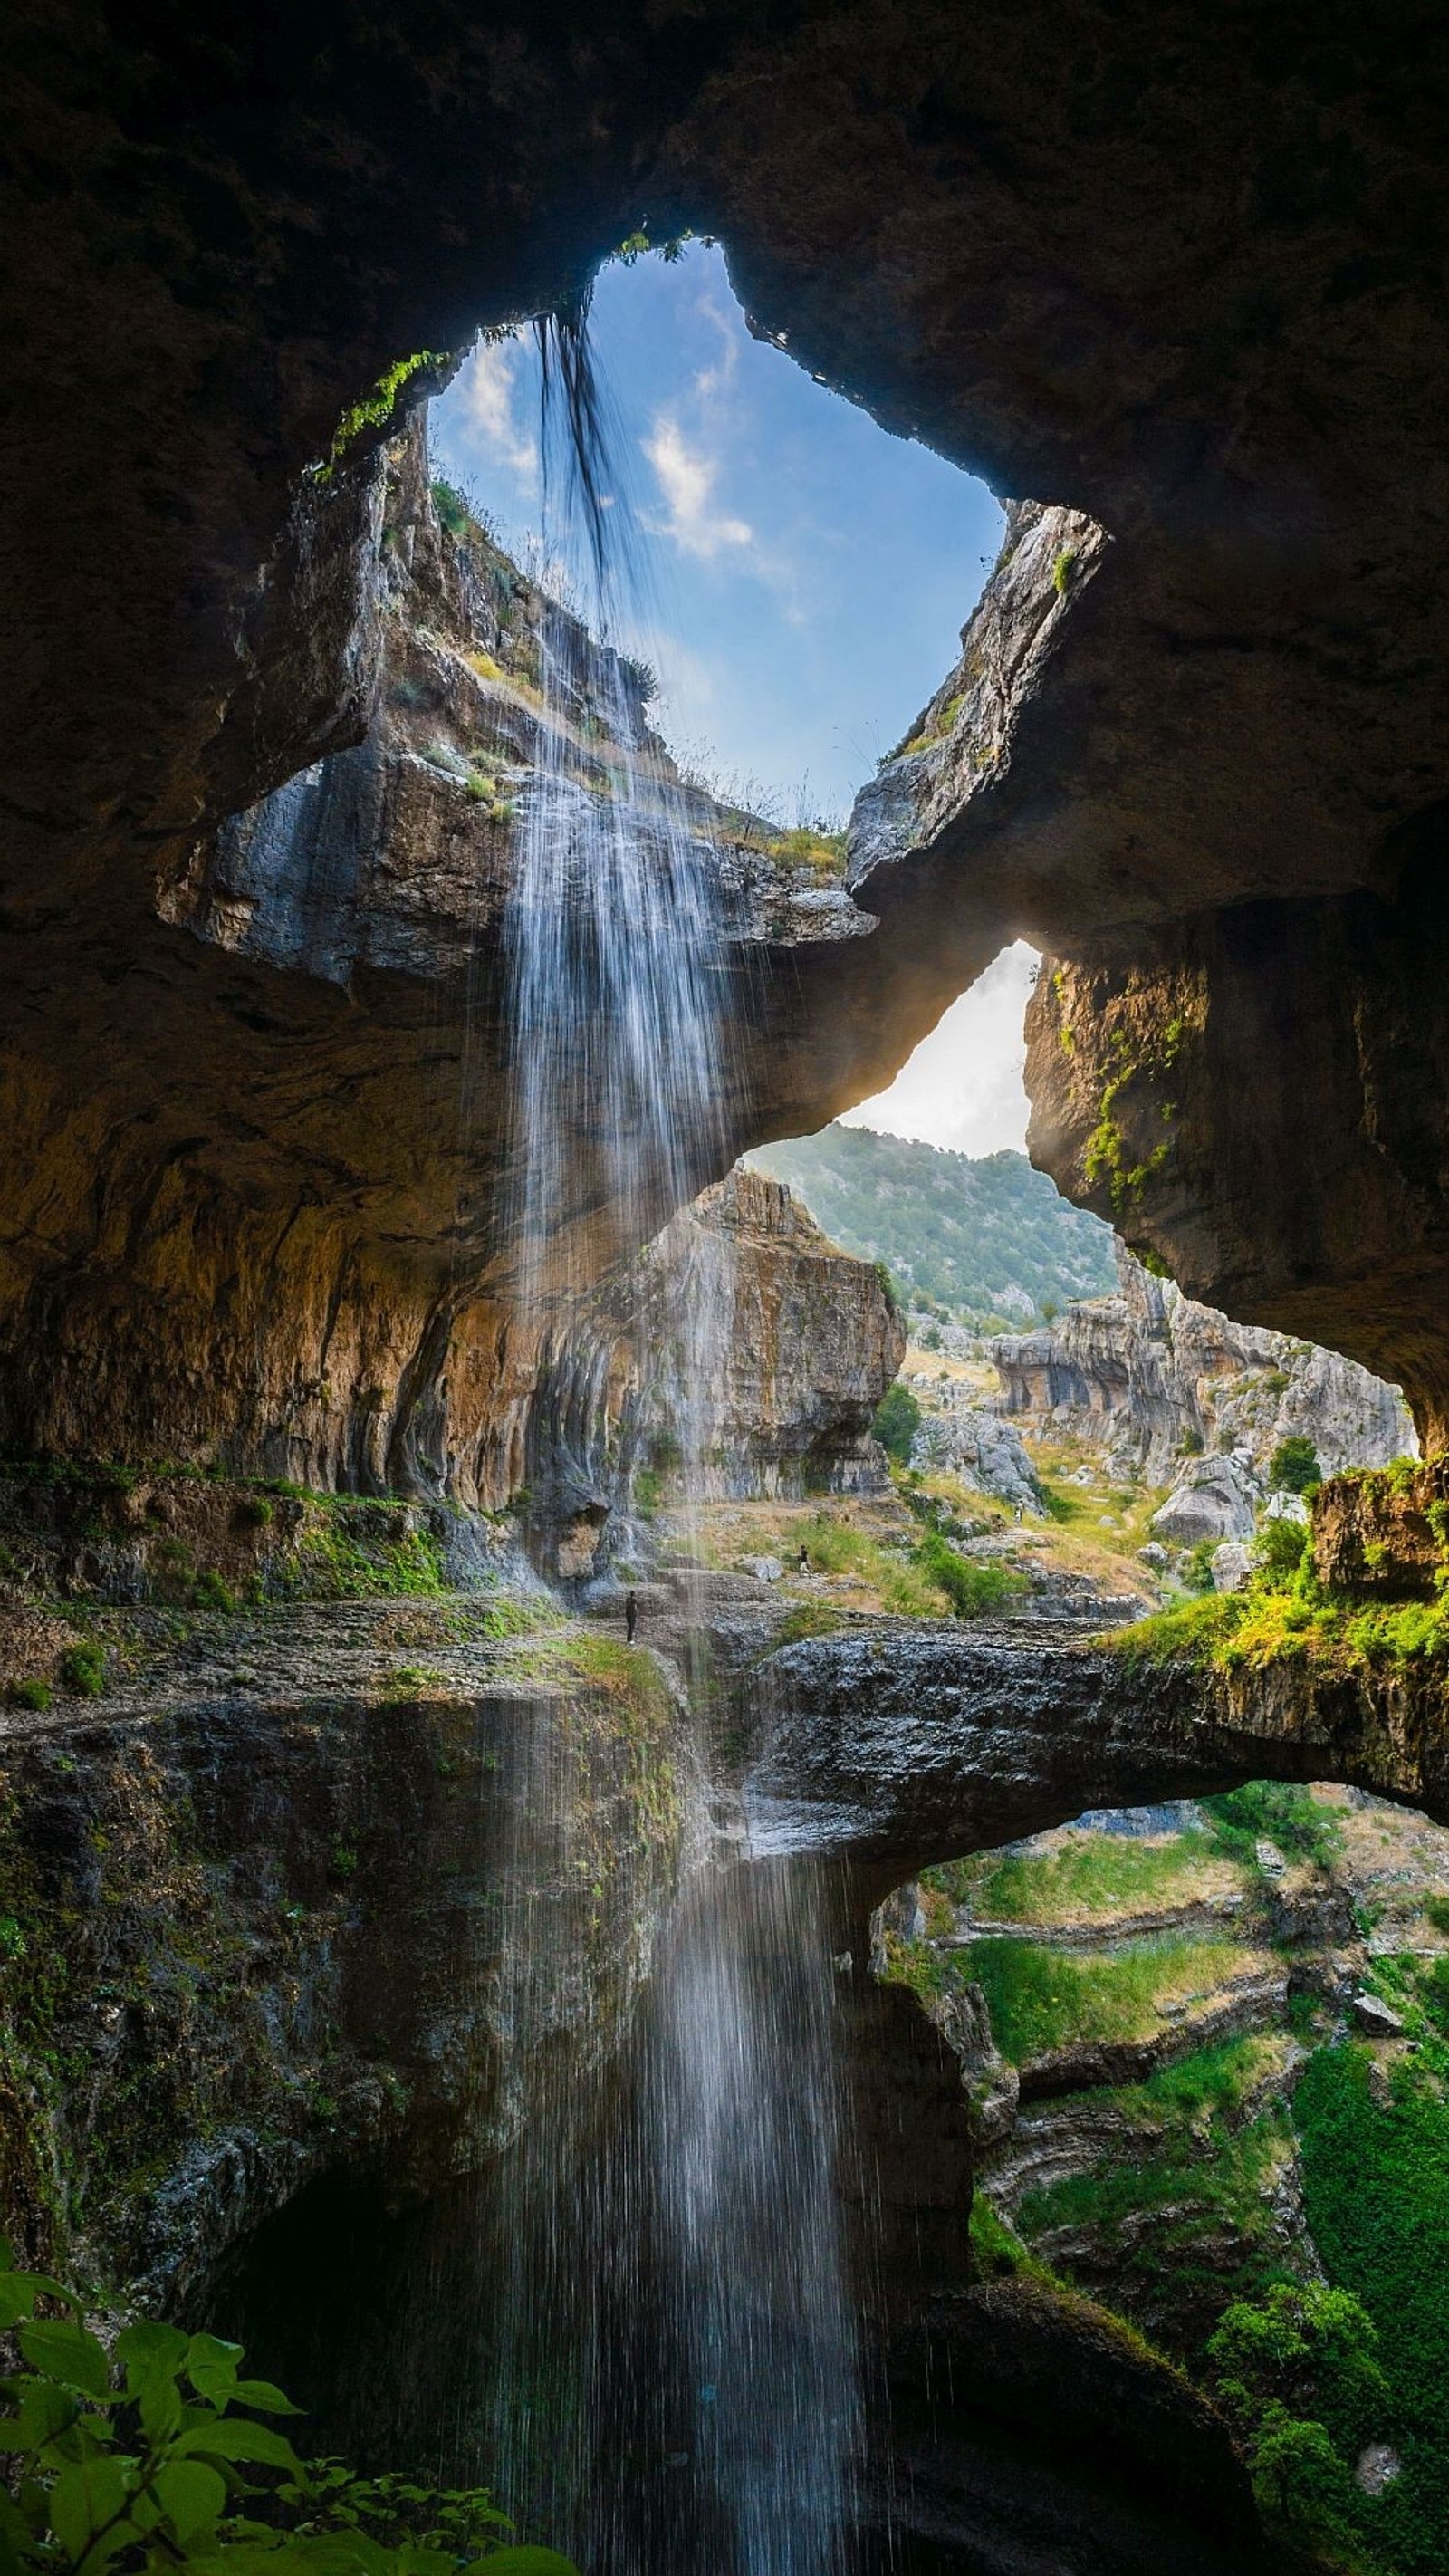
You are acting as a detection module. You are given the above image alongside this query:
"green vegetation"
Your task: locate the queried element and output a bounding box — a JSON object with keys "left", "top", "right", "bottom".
{"left": 1294, "top": 2043, "right": 1449, "bottom": 2571}
{"left": 746, "top": 1124, "right": 1114, "bottom": 1328}
{"left": 771, "top": 1602, "right": 846, "bottom": 1648}
{"left": 763, "top": 825, "right": 847, "bottom": 877}
{"left": 1019, "top": 2103, "right": 1291, "bottom": 2274}
{"left": 1201, "top": 1781, "right": 1343, "bottom": 1873}
{"left": 1269, "top": 1436, "right": 1322, "bottom": 1495}
{"left": 1207, "top": 2280, "right": 1389, "bottom": 2555}
{"left": 871, "top": 1382, "right": 921, "bottom": 1466}
{"left": 0, "top": 2244, "right": 573, "bottom": 2576}
{"left": 1051, "top": 544, "right": 1079, "bottom": 595}
{"left": 927, "top": 1828, "right": 1221, "bottom": 1924}
{"left": 911, "top": 1529, "right": 1024, "bottom": 1619}
{"left": 883, "top": 1927, "right": 1245, "bottom": 2062}
{"left": 788, "top": 1515, "right": 945, "bottom": 1618}
{"left": 321, "top": 351, "right": 447, "bottom": 478}
{"left": 270, "top": 1508, "right": 448, "bottom": 1604}
{"left": 57, "top": 1644, "right": 104, "bottom": 1699}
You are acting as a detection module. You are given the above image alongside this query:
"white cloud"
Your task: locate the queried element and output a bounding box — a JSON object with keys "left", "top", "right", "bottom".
{"left": 456, "top": 337, "right": 537, "bottom": 484}
{"left": 840, "top": 942, "right": 1039, "bottom": 1159}
{"left": 643, "top": 416, "right": 753, "bottom": 561}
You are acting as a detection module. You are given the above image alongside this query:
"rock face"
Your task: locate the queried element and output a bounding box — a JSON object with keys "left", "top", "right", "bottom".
{"left": 5, "top": 5, "right": 1449, "bottom": 1456}
{"left": 525, "top": 1167, "right": 905, "bottom": 1575}
{"left": 0, "top": 430, "right": 894, "bottom": 1499}
{"left": 744, "top": 1626, "right": 1449, "bottom": 1875}
{"left": 0, "top": 1582, "right": 686, "bottom": 2304}
{"left": 994, "top": 1245, "right": 1414, "bottom": 1484}
{"left": 1149, "top": 1452, "right": 1262, "bottom": 1547}
{"left": 909, "top": 1399, "right": 1044, "bottom": 1512}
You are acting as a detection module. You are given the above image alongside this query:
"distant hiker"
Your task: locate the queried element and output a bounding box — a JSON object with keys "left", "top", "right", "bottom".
{"left": 798, "top": 1544, "right": 810, "bottom": 1574}
{"left": 625, "top": 1588, "right": 638, "bottom": 1644}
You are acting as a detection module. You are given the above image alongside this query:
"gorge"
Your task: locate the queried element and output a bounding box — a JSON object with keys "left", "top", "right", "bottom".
{"left": 4, "top": 10, "right": 1449, "bottom": 2575}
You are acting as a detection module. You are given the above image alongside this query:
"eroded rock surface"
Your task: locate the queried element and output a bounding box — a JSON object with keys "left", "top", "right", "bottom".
{"left": 994, "top": 1246, "right": 1414, "bottom": 1485}
{"left": 744, "top": 1626, "right": 1449, "bottom": 1873}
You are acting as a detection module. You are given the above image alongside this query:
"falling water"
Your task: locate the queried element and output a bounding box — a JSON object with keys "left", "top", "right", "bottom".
{"left": 476, "top": 299, "right": 866, "bottom": 2570}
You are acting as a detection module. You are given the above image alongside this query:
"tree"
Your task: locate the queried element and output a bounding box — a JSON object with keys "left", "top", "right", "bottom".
{"left": 872, "top": 1381, "right": 922, "bottom": 1466}
{"left": 1268, "top": 1435, "right": 1321, "bottom": 1494}
{"left": 0, "top": 2244, "right": 574, "bottom": 2576}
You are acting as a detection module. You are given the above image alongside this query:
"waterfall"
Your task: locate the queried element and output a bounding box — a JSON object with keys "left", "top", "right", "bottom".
{"left": 470, "top": 301, "right": 866, "bottom": 2570}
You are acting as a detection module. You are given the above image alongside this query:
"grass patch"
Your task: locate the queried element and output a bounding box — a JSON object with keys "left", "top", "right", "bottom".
{"left": 1019, "top": 2104, "right": 1291, "bottom": 2246}
{"left": 925, "top": 1828, "right": 1230, "bottom": 1924}
{"left": 1114, "top": 1543, "right": 1449, "bottom": 1679}
{"left": 1201, "top": 1780, "right": 1344, "bottom": 1872}
{"left": 882, "top": 1929, "right": 1249, "bottom": 2063}
{"left": 771, "top": 1602, "right": 846, "bottom": 1648}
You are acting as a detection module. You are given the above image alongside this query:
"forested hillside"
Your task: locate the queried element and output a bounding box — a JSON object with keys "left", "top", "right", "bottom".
{"left": 748, "top": 1123, "right": 1115, "bottom": 1329}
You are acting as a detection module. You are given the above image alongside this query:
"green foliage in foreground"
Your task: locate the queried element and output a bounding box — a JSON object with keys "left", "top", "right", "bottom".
{"left": 1111, "top": 1540, "right": 1449, "bottom": 1679}
{"left": 1294, "top": 2044, "right": 1449, "bottom": 2574}
{"left": 1268, "top": 1437, "right": 1322, "bottom": 1495}
{"left": 0, "top": 2247, "right": 573, "bottom": 2576}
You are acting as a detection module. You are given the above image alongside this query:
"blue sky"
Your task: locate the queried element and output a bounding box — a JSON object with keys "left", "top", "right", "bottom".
{"left": 427, "top": 239, "right": 1036, "bottom": 1155}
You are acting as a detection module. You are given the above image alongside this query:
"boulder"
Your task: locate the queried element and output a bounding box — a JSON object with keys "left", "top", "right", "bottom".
{"left": 1210, "top": 1542, "right": 1252, "bottom": 1594}
{"left": 1351, "top": 1992, "right": 1405, "bottom": 2039}
{"left": 910, "top": 1405, "right": 1044, "bottom": 1513}
{"left": 1150, "top": 1453, "right": 1261, "bottom": 1546}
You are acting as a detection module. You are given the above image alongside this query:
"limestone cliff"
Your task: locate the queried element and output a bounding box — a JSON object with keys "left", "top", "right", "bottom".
{"left": 526, "top": 1166, "right": 905, "bottom": 1577}
{"left": 993, "top": 1245, "right": 1413, "bottom": 1483}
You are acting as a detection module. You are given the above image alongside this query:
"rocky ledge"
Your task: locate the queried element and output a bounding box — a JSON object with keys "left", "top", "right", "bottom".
{"left": 744, "top": 1623, "right": 1449, "bottom": 1876}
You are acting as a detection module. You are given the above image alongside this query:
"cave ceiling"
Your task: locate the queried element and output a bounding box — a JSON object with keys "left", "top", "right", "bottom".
{"left": 4, "top": 0, "right": 1448, "bottom": 1463}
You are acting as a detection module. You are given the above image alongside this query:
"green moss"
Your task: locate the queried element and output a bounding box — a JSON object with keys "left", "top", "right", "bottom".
{"left": 1051, "top": 545, "right": 1079, "bottom": 595}
{"left": 321, "top": 350, "right": 447, "bottom": 477}
{"left": 928, "top": 1827, "right": 1221, "bottom": 1924}
{"left": 57, "top": 1643, "right": 104, "bottom": 1698}
{"left": 881, "top": 1927, "right": 1247, "bottom": 2062}
{"left": 771, "top": 1603, "right": 846, "bottom": 1648}
{"left": 8, "top": 1679, "right": 51, "bottom": 1712}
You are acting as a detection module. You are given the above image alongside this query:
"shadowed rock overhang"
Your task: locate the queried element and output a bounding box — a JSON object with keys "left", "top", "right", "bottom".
{"left": 4, "top": 0, "right": 1448, "bottom": 1456}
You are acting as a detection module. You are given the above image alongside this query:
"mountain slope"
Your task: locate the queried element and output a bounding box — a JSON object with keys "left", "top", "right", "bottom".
{"left": 747, "top": 1124, "right": 1115, "bottom": 1328}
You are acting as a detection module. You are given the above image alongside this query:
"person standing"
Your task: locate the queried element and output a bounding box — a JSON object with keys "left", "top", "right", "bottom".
{"left": 625, "top": 1588, "right": 638, "bottom": 1644}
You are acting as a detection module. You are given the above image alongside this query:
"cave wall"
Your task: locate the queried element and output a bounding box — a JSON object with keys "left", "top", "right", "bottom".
{"left": 5, "top": 0, "right": 1449, "bottom": 1459}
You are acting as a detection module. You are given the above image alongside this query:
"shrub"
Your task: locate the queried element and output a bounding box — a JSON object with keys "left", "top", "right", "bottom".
{"left": 59, "top": 1642, "right": 104, "bottom": 1697}
{"left": 1256, "top": 1514, "right": 1308, "bottom": 1576}
{"left": 872, "top": 1382, "right": 921, "bottom": 1466}
{"left": 192, "top": 1569, "right": 237, "bottom": 1612}
{"left": 9, "top": 1677, "right": 51, "bottom": 1712}
{"left": 236, "top": 1495, "right": 274, "bottom": 1529}
{"left": 912, "top": 1531, "right": 1022, "bottom": 1620}
{"left": 1051, "top": 546, "right": 1078, "bottom": 596}
{"left": 0, "top": 2241, "right": 572, "bottom": 2575}
{"left": 1180, "top": 1537, "right": 1218, "bottom": 1593}
{"left": 1268, "top": 1435, "right": 1321, "bottom": 1494}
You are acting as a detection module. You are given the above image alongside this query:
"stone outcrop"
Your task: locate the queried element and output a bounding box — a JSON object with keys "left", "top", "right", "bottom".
{"left": 1148, "top": 1452, "right": 1262, "bottom": 1548}
{"left": 909, "top": 1399, "right": 1044, "bottom": 1513}
{"left": 0, "top": 1582, "right": 686, "bottom": 2304}
{"left": 994, "top": 1245, "right": 1414, "bottom": 1485}
{"left": 525, "top": 1166, "right": 904, "bottom": 1575}
{"left": 1312, "top": 1456, "right": 1449, "bottom": 1599}
{"left": 5, "top": 4, "right": 1449, "bottom": 1453}
{"left": 744, "top": 1626, "right": 1449, "bottom": 1876}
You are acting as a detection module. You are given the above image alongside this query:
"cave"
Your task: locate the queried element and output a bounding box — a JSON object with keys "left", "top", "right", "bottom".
{"left": 4, "top": 8, "right": 1449, "bottom": 2576}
